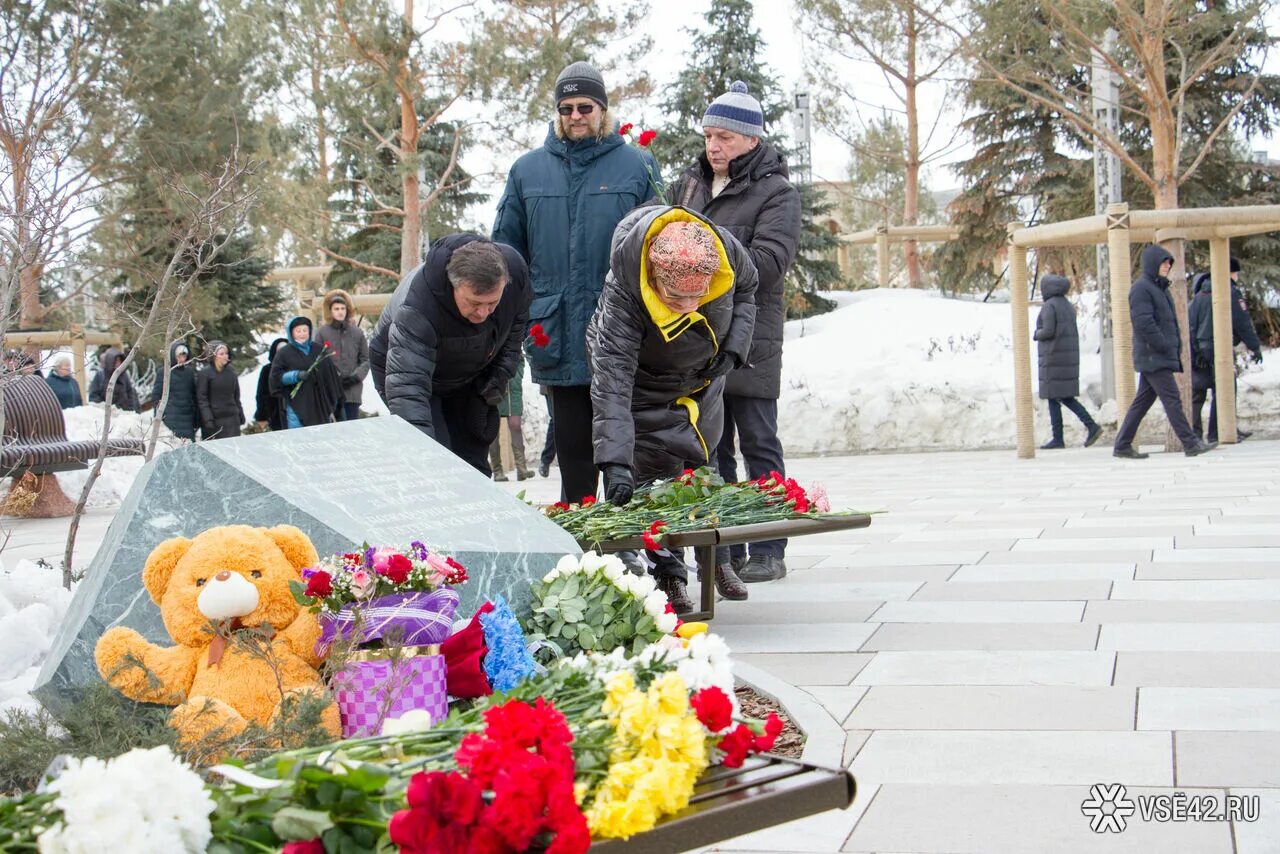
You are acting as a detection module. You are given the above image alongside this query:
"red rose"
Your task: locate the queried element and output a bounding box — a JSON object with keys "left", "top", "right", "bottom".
{"left": 304, "top": 570, "right": 332, "bottom": 598}
{"left": 281, "top": 841, "right": 324, "bottom": 854}
{"left": 383, "top": 552, "right": 412, "bottom": 584}
{"left": 638, "top": 129, "right": 657, "bottom": 146}
{"left": 754, "top": 712, "right": 784, "bottom": 752}
{"left": 691, "top": 686, "right": 733, "bottom": 732}
{"left": 445, "top": 555, "right": 469, "bottom": 583}
{"left": 717, "top": 723, "right": 755, "bottom": 768}
{"left": 618, "top": 122, "right": 634, "bottom": 135}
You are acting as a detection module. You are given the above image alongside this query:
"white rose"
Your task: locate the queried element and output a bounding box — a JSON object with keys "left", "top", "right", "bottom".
{"left": 630, "top": 574, "right": 657, "bottom": 598}
{"left": 655, "top": 611, "right": 678, "bottom": 634}
{"left": 555, "top": 554, "right": 580, "bottom": 576}
{"left": 381, "top": 708, "right": 434, "bottom": 735}
{"left": 613, "top": 574, "right": 636, "bottom": 595}
{"left": 600, "top": 557, "right": 625, "bottom": 581}
{"left": 644, "top": 589, "right": 668, "bottom": 616}
{"left": 542, "top": 568, "right": 561, "bottom": 583}
{"left": 581, "top": 551, "right": 612, "bottom": 574}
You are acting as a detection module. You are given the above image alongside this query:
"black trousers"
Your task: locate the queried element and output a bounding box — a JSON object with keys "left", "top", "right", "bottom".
{"left": 715, "top": 394, "right": 786, "bottom": 561}
{"left": 1047, "top": 397, "right": 1096, "bottom": 441}
{"left": 1192, "top": 376, "right": 1236, "bottom": 441}
{"left": 430, "top": 390, "right": 496, "bottom": 476}
{"left": 1114, "top": 370, "right": 1197, "bottom": 450}
{"left": 540, "top": 412, "right": 557, "bottom": 468}
{"left": 548, "top": 384, "right": 598, "bottom": 504}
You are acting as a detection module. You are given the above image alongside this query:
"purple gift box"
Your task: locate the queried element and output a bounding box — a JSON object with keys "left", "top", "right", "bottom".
{"left": 331, "top": 651, "right": 448, "bottom": 738}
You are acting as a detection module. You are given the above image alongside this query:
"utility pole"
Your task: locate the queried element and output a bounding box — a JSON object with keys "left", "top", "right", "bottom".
{"left": 792, "top": 92, "right": 813, "bottom": 185}
{"left": 1092, "top": 30, "right": 1122, "bottom": 401}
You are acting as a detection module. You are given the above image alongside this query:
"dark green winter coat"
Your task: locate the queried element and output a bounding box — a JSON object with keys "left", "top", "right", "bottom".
{"left": 492, "top": 124, "right": 660, "bottom": 388}
{"left": 588, "top": 206, "right": 759, "bottom": 478}
{"left": 674, "top": 140, "right": 801, "bottom": 399}
{"left": 1033, "top": 275, "right": 1080, "bottom": 400}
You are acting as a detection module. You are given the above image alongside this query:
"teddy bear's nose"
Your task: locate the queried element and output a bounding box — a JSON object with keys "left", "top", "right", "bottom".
{"left": 215, "top": 570, "right": 231, "bottom": 582}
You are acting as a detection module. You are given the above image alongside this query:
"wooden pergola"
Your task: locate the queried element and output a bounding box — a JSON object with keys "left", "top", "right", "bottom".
{"left": 1007, "top": 202, "right": 1280, "bottom": 459}
{"left": 842, "top": 224, "right": 961, "bottom": 288}
{"left": 4, "top": 325, "right": 124, "bottom": 397}
{"left": 268, "top": 265, "right": 393, "bottom": 324}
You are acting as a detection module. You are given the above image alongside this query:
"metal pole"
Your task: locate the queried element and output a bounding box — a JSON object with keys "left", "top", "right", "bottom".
{"left": 1009, "top": 224, "right": 1035, "bottom": 458}
{"left": 1208, "top": 239, "right": 1238, "bottom": 443}
{"left": 1092, "top": 30, "right": 1122, "bottom": 402}
{"left": 1106, "top": 203, "right": 1135, "bottom": 412}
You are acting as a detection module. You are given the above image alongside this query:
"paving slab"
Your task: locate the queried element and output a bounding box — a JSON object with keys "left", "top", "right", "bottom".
{"left": 802, "top": 686, "right": 869, "bottom": 726}
{"left": 1114, "top": 652, "right": 1280, "bottom": 688}
{"left": 1137, "top": 687, "right": 1280, "bottom": 730}
{"left": 1085, "top": 600, "right": 1280, "bottom": 623}
{"left": 1109, "top": 579, "right": 1280, "bottom": 600}
{"left": 710, "top": 600, "right": 884, "bottom": 625}
{"left": 911, "top": 579, "right": 1112, "bottom": 601}
{"left": 1098, "top": 623, "right": 1280, "bottom": 651}
{"left": 851, "top": 651, "right": 1115, "bottom": 686}
{"left": 796, "top": 564, "right": 958, "bottom": 583}
{"left": 1176, "top": 732, "right": 1280, "bottom": 787}
{"left": 844, "top": 686, "right": 1135, "bottom": 730}
{"left": 861, "top": 623, "right": 1100, "bottom": 651}
{"left": 715, "top": 622, "right": 879, "bottom": 653}
{"left": 951, "top": 562, "right": 1136, "bottom": 581}
{"left": 1227, "top": 788, "right": 1280, "bottom": 854}
{"left": 871, "top": 600, "right": 1085, "bottom": 623}
{"left": 738, "top": 580, "right": 922, "bottom": 602}
{"left": 733, "top": 653, "right": 874, "bottom": 686}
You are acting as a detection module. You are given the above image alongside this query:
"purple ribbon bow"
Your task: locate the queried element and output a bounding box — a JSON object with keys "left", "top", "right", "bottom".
{"left": 318, "top": 587, "right": 460, "bottom": 650}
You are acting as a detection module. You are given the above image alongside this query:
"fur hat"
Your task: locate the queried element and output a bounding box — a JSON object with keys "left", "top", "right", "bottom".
{"left": 703, "top": 81, "right": 765, "bottom": 138}
{"left": 554, "top": 61, "right": 607, "bottom": 109}
{"left": 322, "top": 288, "right": 354, "bottom": 318}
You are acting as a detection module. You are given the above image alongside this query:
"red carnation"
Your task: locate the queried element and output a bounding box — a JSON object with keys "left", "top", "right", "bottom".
{"left": 691, "top": 686, "right": 733, "bottom": 732}
{"left": 618, "top": 122, "right": 634, "bottom": 135}
{"left": 303, "top": 570, "right": 332, "bottom": 598}
{"left": 445, "top": 555, "right": 469, "bottom": 583}
{"left": 281, "top": 841, "right": 324, "bottom": 854}
{"left": 642, "top": 519, "right": 667, "bottom": 551}
{"left": 382, "top": 552, "right": 412, "bottom": 584}
{"left": 638, "top": 129, "right": 657, "bottom": 146}
{"left": 552, "top": 501, "right": 570, "bottom": 512}
{"left": 753, "top": 712, "right": 785, "bottom": 752}
{"left": 581, "top": 495, "right": 596, "bottom": 506}
{"left": 679, "top": 468, "right": 695, "bottom": 482}
{"left": 717, "top": 723, "right": 755, "bottom": 768}
{"left": 528, "top": 322, "right": 550, "bottom": 348}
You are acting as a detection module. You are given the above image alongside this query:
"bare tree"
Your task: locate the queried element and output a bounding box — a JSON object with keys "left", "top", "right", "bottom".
{"left": 62, "top": 153, "right": 260, "bottom": 587}
{"left": 798, "top": 0, "right": 962, "bottom": 288}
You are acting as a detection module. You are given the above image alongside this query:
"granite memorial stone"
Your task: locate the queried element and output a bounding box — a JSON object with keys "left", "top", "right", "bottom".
{"left": 35, "top": 415, "right": 581, "bottom": 713}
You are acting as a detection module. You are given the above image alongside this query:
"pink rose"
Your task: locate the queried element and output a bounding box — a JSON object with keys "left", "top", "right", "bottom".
{"left": 425, "top": 553, "right": 452, "bottom": 582}
{"left": 369, "top": 547, "right": 397, "bottom": 573}
{"left": 351, "top": 569, "right": 376, "bottom": 599}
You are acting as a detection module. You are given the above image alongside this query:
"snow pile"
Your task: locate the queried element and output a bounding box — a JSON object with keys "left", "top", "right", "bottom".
{"left": 0, "top": 559, "right": 73, "bottom": 716}
{"left": 777, "top": 288, "right": 1278, "bottom": 454}
{"left": 53, "top": 407, "right": 184, "bottom": 507}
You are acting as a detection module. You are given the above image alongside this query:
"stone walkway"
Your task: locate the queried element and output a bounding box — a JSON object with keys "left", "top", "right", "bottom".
{"left": 10, "top": 440, "right": 1280, "bottom": 853}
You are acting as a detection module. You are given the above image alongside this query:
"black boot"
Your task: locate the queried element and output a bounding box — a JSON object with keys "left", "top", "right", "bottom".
{"left": 740, "top": 555, "right": 787, "bottom": 583}
{"left": 714, "top": 563, "right": 748, "bottom": 600}
{"left": 1084, "top": 424, "right": 1102, "bottom": 447}
{"left": 656, "top": 574, "right": 694, "bottom": 614}
{"left": 1040, "top": 438, "right": 1065, "bottom": 449}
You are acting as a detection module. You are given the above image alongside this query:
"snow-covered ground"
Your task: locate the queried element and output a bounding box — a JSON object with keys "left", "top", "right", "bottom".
{"left": 0, "top": 558, "right": 73, "bottom": 715}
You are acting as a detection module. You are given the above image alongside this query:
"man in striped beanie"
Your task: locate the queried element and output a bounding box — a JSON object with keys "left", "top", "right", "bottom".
{"left": 674, "top": 80, "right": 802, "bottom": 592}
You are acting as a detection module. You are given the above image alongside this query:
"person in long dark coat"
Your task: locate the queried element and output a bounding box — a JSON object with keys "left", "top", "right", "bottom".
{"left": 368, "top": 235, "right": 531, "bottom": 474}
{"left": 88, "top": 347, "right": 140, "bottom": 412}
{"left": 151, "top": 342, "right": 199, "bottom": 440}
{"left": 44, "top": 355, "right": 83, "bottom": 409}
{"left": 196, "top": 340, "right": 244, "bottom": 440}
{"left": 1188, "top": 260, "right": 1265, "bottom": 442}
{"left": 588, "top": 207, "right": 758, "bottom": 613}
{"left": 1113, "top": 245, "right": 1215, "bottom": 459}
{"left": 1034, "top": 275, "right": 1100, "bottom": 449}
{"left": 674, "top": 81, "right": 802, "bottom": 590}
{"left": 254, "top": 338, "right": 288, "bottom": 431}
{"left": 270, "top": 317, "right": 342, "bottom": 429}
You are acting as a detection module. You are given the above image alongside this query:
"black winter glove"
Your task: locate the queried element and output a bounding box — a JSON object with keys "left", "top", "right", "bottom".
{"left": 342, "top": 374, "right": 360, "bottom": 388}
{"left": 1252, "top": 350, "right": 1264, "bottom": 365}
{"left": 699, "top": 351, "right": 739, "bottom": 380}
{"left": 602, "top": 464, "right": 634, "bottom": 506}
{"left": 467, "top": 396, "right": 500, "bottom": 443}
{"left": 478, "top": 375, "right": 506, "bottom": 407}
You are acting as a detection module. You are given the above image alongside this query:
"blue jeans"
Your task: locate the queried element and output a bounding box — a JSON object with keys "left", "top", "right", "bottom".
{"left": 286, "top": 405, "right": 303, "bottom": 429}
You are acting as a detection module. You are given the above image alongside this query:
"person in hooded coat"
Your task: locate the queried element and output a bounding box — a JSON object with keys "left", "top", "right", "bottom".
{"left": 674, "top": 81, "right": 802, "bottom": 590}
{"left": 44, "top": 355, "right": 83, "bottom": 409}
{"left": 88, "top": 346, "right": 140, "bottom": 412}
{"left": 313, "top": 288, "right": 370, "bottom": 422}
{"left": 270, "top": 317, "right": 342, "bottom": 429}
{"left": 1188, "top": 259, "right": 1265, "bottom": 442}
{"left": 151, "top": 342, "right": 199, "bottom": 439}
{"left": 1113, "top": 245, "right": 1215, "bottom": 459}
{"left": 369, "top": 236, "right": 530, "bottom": 473}
{"left": 1033, "top": 274, "right": 1101, "bottom": 449}
{"left": 196, "top": 340, "right": 244, "bottom": 440}
{"left": 254, "top": 338, "right": 289, "bottom": 431}
{"left": 492, "top": 60, "right": 660, "bottom": 505}
{"left": 588, "top": 207, "right": 758, "bottom": 613}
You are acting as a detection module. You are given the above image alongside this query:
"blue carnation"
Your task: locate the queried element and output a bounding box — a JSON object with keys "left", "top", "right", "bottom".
{"left": 479, "top": 595, "right": 537, "bottom": 692}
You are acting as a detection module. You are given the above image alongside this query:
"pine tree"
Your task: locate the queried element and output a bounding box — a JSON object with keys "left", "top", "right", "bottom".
{"left": 656, "top": 0, "right": 842, "bottom": 315}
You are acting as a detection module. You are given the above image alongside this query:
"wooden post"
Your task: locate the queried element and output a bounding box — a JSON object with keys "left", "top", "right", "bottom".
{"left": 1106, "top": 203, "right": 1135, "bottom": 412}
{"left": 1008, "top": 224, "right": 1035, "bottom": 459}
{"left": 70, "top": 324, "right": 88, "bottom": 400}
{"left": 876, "top": 227, "right": 890, "bottom": 289}
{"left": 1208, "top": 238, "right": 1237, "bottom": 443}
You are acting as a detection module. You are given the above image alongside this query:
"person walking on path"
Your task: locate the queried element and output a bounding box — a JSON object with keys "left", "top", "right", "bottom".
{"left": 674, "top": 81, "right": 801, "bottom": 590}
{"left": 88, "top": 347, "right": 139, "bottom": 412}
{"left": 492, "top": 60, "right": 660, "bottom": 504}
{"left": 488, "top": 356, "right": 535, "bottom": 482}
{"left": 1188, "top": 259, "right": 1264, "bottom": 442}
{"left": 1113, "top": 245, "right": 1216, "bottom": 459}
{"left": 151, "top": 342, "right": 199, "bottom": 440}
{"left": 589, "top": 208, "right": 758, "bottom": 613}
{"left": 270, "top": 317, "right": 342, "bottom": 430}
{"left": 313, "top": 289, "right": 370, "bottom": 423}
{"left": 254, "top": 338, "right": 289, "bottom": 431}
{"left": 44, "top": 355, "right": 83, "bottom": 409}
{"left": 369, "top": 236, "right": 531, "bottom": 474}
{"left": 1034, "top": 274, "right": 1101, "bottom": 449}
{"left": 196, "top": 341, "right": 244, "bottom": 440}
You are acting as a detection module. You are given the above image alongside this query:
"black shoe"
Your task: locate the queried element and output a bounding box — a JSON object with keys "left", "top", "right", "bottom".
{"left": 1084, "top": 425, "right": 1102, "bottom": 447}
{"left": 1040, "top": 438, "right": 1065, "bottom": 449}
{"left": 730, "top": 554, "right": 748, "bottom": 574}
{"left": 739, "top": 555, "right": 787, "bottom": 583}
{"left": 1184, "top": 438, "right": 1218, "bottom": 457}
{"left": 538, "top": 462, "right": 550, "bottom": 478}
{"left": 1237, "top": 429, "right": 1252, "bottom": 441}
{"left": 714, "top": 563, "right": 748, "bottom": 600}
{"left": 656, "top": 574, "right": 694, "bottom": 614}
{"left": 1113, "top": 446, "right": 1149, "bottom": 459}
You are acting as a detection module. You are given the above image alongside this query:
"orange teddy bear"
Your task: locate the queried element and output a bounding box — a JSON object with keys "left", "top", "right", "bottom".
{"left": 94, "top": 524, "right": 340, "bottom": 745}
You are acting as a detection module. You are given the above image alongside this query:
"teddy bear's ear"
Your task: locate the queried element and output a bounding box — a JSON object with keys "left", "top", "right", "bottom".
{"left": 142, "top": 536, "right": 193, "bottom": 603}
{"left": 264, "top": 525, "right": 320, "bottom": 572}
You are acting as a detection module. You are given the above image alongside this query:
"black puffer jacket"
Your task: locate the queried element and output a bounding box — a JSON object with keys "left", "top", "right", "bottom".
{"left": 1188, "top": 273, "right": 1264, "bottom": 391}
{"left": 196, "top": 341, "right": 244, "bottom": 440}
{"left": 151, "top": 342, "right": 199, "bottom": 439}
{"left": 588, "top": 206, "right": 759, "bottom": 476}
{"left": 254, "top": 338, "right": 288, "bottom": 430}
{"left": 369, "top": 234, "right": 531, "bottom": 438}
{"left": 1129, "top": 245, "right": 1182, "bottom": 373}
{"left": 1033, "top": 275, "right": 1080, "bottom": 400}
{"left": 88, "top": 347, "right": 140, "bottom": 412}
{"left": 675, "top": 141, "right": 800, "bottom": 399}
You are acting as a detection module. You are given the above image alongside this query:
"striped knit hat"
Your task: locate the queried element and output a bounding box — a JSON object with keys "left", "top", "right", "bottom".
{"left": 702, "top": 81, "right": 764, "bottom": 138}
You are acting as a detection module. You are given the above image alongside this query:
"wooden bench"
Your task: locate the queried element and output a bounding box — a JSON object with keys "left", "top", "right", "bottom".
{"left": 1, "top": 375, "right": 145, "bottom": 516}
{"left": 579, "top": 514, "right": 873, "bottom": 621}
{"left": 590, "top": 754, "right": 856, "bottom": 852}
